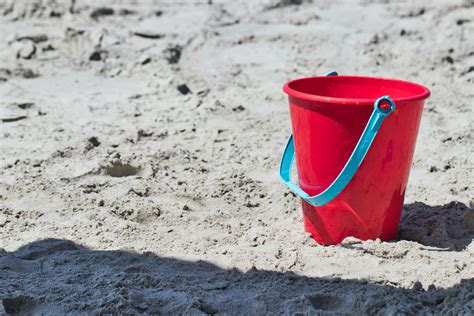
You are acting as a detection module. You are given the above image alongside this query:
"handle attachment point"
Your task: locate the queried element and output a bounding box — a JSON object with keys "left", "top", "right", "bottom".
{"left": 374, "top": 96, "right": 396, "bottom": 115}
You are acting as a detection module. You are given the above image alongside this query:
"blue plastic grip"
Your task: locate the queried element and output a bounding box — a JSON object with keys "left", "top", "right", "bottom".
{"left": 279, "top": 87, "right": 396, "bottom": 206}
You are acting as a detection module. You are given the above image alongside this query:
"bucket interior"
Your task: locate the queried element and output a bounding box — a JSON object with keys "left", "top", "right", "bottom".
{"left": 284, "top": 76, "right": 430, "bottom": 104}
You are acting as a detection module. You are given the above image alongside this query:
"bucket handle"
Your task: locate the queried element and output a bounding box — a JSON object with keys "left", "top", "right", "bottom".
{"left": 279, "top": 72, "right": 396, "bottom": 206}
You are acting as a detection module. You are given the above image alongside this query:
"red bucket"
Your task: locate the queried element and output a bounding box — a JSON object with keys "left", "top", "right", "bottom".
{"left": 280, "top": 74, "right": 430, "bottom": 245}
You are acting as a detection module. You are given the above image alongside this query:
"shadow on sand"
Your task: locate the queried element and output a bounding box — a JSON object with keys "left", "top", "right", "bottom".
{"left": 1, "top": 237, "right": 472, "bottom": 315}
{"left": 399, "top": 201, "right": 474, "bottom": 251}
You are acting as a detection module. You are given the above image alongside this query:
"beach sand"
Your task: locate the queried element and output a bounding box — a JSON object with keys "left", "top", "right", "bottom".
{"left": 0, "top": 0, "right": 473, "bottom": 314}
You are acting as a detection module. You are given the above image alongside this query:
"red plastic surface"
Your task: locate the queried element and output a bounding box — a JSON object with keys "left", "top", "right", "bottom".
{"left": 283, "top": 76, "right": 430, "bottom": 245}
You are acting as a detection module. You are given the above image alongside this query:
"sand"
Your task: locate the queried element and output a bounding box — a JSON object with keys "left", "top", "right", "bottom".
{"left": 0, "top": 0, "right": 473, "bottom": 314}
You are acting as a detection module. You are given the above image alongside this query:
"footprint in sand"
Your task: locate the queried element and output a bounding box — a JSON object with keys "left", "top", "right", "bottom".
{"left": 306, "top": 293, "right": 345, "bottom": 311}
{"left": 103, "top": 162, "right": 141, "bottom": 177}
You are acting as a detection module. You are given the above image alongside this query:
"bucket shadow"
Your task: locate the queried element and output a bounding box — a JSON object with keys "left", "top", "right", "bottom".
{"left": 0, "top": 239, "right": 472, "bottom": 314}
{"left": 399, "top": 201, "right": 474, "bottom": 251}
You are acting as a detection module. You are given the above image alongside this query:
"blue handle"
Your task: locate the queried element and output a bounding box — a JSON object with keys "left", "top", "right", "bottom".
{"left": 279, "top": 75, "right": 396, "bottom": 206}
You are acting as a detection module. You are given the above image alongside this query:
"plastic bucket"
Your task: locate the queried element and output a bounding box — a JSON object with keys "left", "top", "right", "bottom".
{"left": 280, "top": 72, "right": 430, "bottom": 245}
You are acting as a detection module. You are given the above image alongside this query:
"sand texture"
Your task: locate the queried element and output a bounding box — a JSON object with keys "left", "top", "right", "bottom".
{"left": 0, "top": 0, "right": 473, "bottom": 314}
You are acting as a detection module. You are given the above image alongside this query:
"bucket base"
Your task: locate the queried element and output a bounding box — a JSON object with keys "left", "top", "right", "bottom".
{"left": 301, "top": 200, "right": 401, "bottom": 245}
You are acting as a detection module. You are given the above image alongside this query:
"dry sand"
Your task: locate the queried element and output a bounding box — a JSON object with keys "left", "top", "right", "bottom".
{"left": 0, "top": 0, "right": 473, "bottom": 314}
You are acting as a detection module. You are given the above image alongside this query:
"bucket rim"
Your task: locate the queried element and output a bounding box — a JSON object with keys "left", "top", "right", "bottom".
{"left": 282, "top": 75, "right": 431, "bottom": 105}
